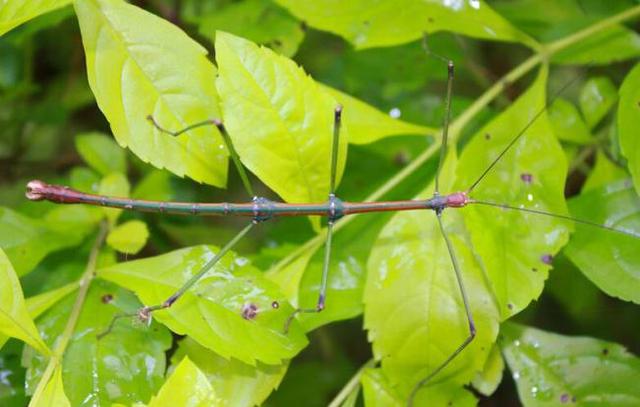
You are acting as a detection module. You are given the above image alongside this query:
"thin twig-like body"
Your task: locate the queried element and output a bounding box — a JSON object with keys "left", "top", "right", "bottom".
{"left": 26, "top": 180, "right": 469, "bottom": 218}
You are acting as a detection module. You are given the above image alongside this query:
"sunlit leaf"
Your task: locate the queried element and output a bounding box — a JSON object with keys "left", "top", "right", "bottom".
{"left": 69, "top": 167, "right": 100, "bottom": 193}
{"left": 552, "top": 25, "right": 640, "bottom": 65}
{"left": 321, "top": 84, "right": 435, "bottom": 144}
{"left": 548, "top": 98, "right": 591, "bottom": 144}
{"left": 24, "top": 280, "right": 172, "bottom": 405}
{"left": 274, "top": 0, "right": 537, "bottom": 50}
{"left": 582, "top": 150, "right": 628, "bottom": 192}
{"left": 98, "top": 245, "right": 308, "bottom": 365}
{"left": 0, "top": 249, "right": 49, "bottom": 356}
{"left": 564, "top": 179, "right": 640, "bottom": 304}
{"left": 74, "top": 0, "right": 228, "bottom": 186}
{"left": 75, "top": 132, "right": 126, "bottom": 176}
{"left": 0, "top": 207, "right": 94, "bottom": 276}
{"left": 618, "top": 62, "right": 640, "bottom": 195}
{"left": 147, "top": 356, "right": 217, "bottom": 407}
{"left": 501, "top": 322, "right": 640, "bottom": 406}
{"left": 106, "top": 220, "right": 149, "bottom": 254}
{"left": 579, "top": 76, "right": 618, "bottom": 129}
{"left": 29, "top": 366, "right": 71, "bottom": 407}
{"left": 365, "top": 151, "right": 499, "bottom": 397}
{"left": 360, "top": 367, "right": 476, "bottom": 406}
{"left": 472, "top": 344, "right": 504, "bottom": 396}
{"left": 0, "top": 0, "right": 71, "bottom": 36}
{"left": 454, "top": 66, "right": 570, "bottom": 318}
{"left": 215, "top": 31, "right": 346, "bottom": 205}
{"left": 198, "top": 0, "right": 304, "bottom": 57}
{"left": 171, "top": 337, "right": 288, "bottom": 406}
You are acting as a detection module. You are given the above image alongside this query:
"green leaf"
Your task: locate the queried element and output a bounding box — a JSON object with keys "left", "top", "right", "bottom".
{"left": 552, "top": 25, "right": 640, "bottom": 65}
{"left": 98, "top": 172, "right": 130, "bottom": 224}
{"left": 0, "top": 283, "right": 77, "bottom": 351}
{"left": 501, "top": 322, "right": 640, "bottom": 406}
{"left": 365, "top": 150, "right": 500, "bottom": 397}
{"left": 0, "top": 248, "right": 49, "bottom": 356}
{"left": 171, "top": 337, "right": 288, "bottom": 406}
{"left": 147, "top": 356, "right": 217, "bottom": 407}
{"left": 98, "top": 245, "right": 308, "bottom": 365}
{"left": 582, "top": 150, "right": 628, "bottom": 192}
{"left": 198, "top": 0, "right": 304, "bottom": 57}
{"left": 75, "top": 132, "right": 126, "bottom": 176}
{"left": 564, "top": 179, "right": 640, "bottom": 303}
{"left": 579, "top": 76, "right": 618, "bottom": 129}
{"left": 0, "top": 0, "right": 71, "bottom": 36}
{"left": 618, "top": 62, "right": 640, "bottom": 195}
{"left": 29, "top": 366, "right": 71, "bottom": 407}
{"left": 274, "top": 0, "right": 537, "bottom": 50}
{"left": 24, "top": 279, "right": 172, "bottom": 405}
{"left": 74, "top": 0, "right": 228, "bottom": 187}
{"left": 360, "top": 368, "right": 476, "bottom": 406}
{"left": 548, "top": 98, "right": 592, "bottom": 144}
{"left": 472, "top": 344, "right": 504, "bottom": 396}
{"left": 454, "top": 66, "right": 570, "bottom": 318}
{"left": 215, "top": 31, "right": 347, "bottom": 205}
{"left": 106, "top": 220, "right": 149, "bottom": 254}
{"left": 69, "top": 167, "right": 100, "bottom": 193}
{"left": 320, "top": 84, "right": 435, "bottom": 144}
{"left": 0, "top": 207, "right": 94, "bottom": 276}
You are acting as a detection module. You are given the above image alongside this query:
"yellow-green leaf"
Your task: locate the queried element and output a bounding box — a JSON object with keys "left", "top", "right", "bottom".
{"left": 0, "top": 248, "right": 49, "bottom": 356}
{"left": 618, "top": 62, "right": 640, "bottom": 195}
{"left": 29, "top": 366, "right": 71, "bottom": 407}
{"left": 321, "top": 84, "right": 435, "bottom": 144}
{"left": 0, "top": 0, "right": 71, "bottom": 36}
{"left": 98, "top": 172, "right": 130, "bottom": 225}
{"left": 106, "top": 220, "right": 149, "bottom": 254}
{"left": 215, "top": 31, "right": 347, "bottom": 204}
{"left": 274, "top": 0, "right": 537, "bottom": 50}
{"left": 74, "top": 0, "right": 228, "bottom": 186}
{"left": 147, "top": 357, "right": 218, "bottom": 407}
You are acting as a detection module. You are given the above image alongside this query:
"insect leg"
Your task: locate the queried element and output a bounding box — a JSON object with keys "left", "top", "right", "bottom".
{"left": 284, "top": 105, "right": 342, "bottom": 332}
{"left": 98, "top": 222, "right": 255, "bottom": 338}
{"left": 407, "top": 212, "right": 476, "bottom": 406}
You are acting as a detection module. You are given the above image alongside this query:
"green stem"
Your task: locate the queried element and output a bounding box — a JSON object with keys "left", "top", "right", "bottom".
{"left": 328, "top": 359, "right": 375, "bottom": 407}
{"left": 30, "top": 222, "right": 108, "bottom": 402}
{"left": 269, "top": 5, "right": 640, "bottom": 276}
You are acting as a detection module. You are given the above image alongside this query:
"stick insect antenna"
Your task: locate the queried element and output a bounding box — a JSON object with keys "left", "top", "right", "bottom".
{"left": 147, "top": 115, "right": 255, "bottom": 197}
{"left": 98, "top": 222, "right": 255, "bottom": 339}
{"left": 285, "top": 105, "right": 343, "bottom": 332}
{"left": 471, "top": 199, "right": 640, "bottom": 239}
{"left": 466, "top": 70, "right": 582, "bottom": 194}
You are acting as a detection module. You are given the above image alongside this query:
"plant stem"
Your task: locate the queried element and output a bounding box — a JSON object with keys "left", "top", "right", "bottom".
{"left": 268, "top": 5, "right": 640, "bottom": 276}
{"left": 328, "top": 359, "right": 375, "bottom": 407}
{"left": 29, "top": 222, "right": 108, "bottom": 403}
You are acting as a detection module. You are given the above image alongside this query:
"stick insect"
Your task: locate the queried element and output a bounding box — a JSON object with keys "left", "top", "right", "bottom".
{"left": 25, "top": 57, "right": 638, "bottom": 405}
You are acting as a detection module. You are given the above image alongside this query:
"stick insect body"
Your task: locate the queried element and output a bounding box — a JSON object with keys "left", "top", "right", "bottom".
{"left": 24, "top": 60, "right": 636, "bottom": 405}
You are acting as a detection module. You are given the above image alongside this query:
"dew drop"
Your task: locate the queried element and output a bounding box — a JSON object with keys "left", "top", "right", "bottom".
{"left": 541, "top": 254, "right": 553, "bottom": 265}
{"left": 513, "top": 371, "right": 520, "bottom": 380}
{"left": 527, "top": 193, "right": 534, "bottom": 202}
{"left": 389, "top": 107, "right": 401, "bottom": 118}
{"left": 560, "top": 393, "right": 570, "bottom": 403}
{"left": 531, "top": 386, "right": 539, "bottom": 397}
{"left": 271, "top": 301, "right": 280, "bottom": 309}
{"left": 101, "top": 294, "right": 114, "bottom": 304}
{"left": 507, "top": 303, "right": 514, "bottom": 310}
{"left": 514, "top": 339, "right": 521, "bottom": 347}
